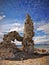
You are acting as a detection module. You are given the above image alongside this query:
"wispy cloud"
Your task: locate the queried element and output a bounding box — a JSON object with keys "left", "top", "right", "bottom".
{"left": 34, "top": 22, "right": 49, "bottom": 44}
{"left": 0, "top": 15, "right": 6, "bottom": 20}
{"left": 0, "top": 20, "right": 49, "bottom": 44}
{"left": 37, "top": 23, "right": 49, "bottom": 34}
{"left": 34, "top": 20, "right": 46, "bottom": 30}
{"left": 1, "top": 23, "right": 24, "bottom": 33}
{"left": 9, "top": 23, "right": 24, "bottom": 32}
{"left": 33, "top": 35, "right": 49, "bottom": 44}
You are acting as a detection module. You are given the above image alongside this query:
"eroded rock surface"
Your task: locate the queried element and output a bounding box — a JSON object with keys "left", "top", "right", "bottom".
{"left": 3, "top": 31, "right": 23, "bottom": 42}
{"left": 22, "top": 14, "right": 34, "bottom": 54}
{"left": 0, "top": 31, "right": 23, "bottom": 59}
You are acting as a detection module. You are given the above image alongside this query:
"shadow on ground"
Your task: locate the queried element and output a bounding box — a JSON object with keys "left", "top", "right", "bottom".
{"left": 5, "top": 51, "right": 49, "bottom": 61}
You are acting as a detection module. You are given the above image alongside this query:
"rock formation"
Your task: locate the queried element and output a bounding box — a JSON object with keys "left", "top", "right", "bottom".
{"left": 0, "top": 14, "right": 34, "bottom": 59}
{"left": 0, "top": 31, "right": 23, "bottom": 59}
{"left": 0, "top": 41, "right": 21, "bottom": 59}
{"left": 22, "top": 14, "right": 34, "bottom": 54}
{"left": 3, "top": 31, "right": 23, "bottom": 42}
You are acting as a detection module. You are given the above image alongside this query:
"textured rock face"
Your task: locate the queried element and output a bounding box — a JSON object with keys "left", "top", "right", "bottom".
{"left": 0, "top": 31, "right": 23, "bottom": 59}
{"left": 24, "top": 14, "right": 34, "bottom": 39}
{"left": 0, "top": 41, "right": 21, "bottom": 59}
{"left": 3, "top": 31, "right": 23, "bottom": 42}
{"left": 23, "top": 14, "right": 34, "bottom": 54}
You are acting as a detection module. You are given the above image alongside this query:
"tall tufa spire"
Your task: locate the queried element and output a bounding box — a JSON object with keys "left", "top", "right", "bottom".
{"left": 23, "top": 14, "right": 34, "bottom": 54}
{"left": 24, "top": 14, "right": 34, "bottom": 39}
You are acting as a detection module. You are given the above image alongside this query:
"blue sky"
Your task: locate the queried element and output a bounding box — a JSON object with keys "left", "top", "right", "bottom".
{"left": 0, "top": 0, "right": 49, "bottom": 44}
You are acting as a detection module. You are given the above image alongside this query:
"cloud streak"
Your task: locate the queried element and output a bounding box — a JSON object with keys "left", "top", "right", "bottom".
{"left": 37, "top": 23, "right": 49, "bottom": 34}
{"left": 0, "top": 15, "right": 6, "bottom": 20}
{"left": 1, "top": 23, "right": 24, "bottom": 33}
{"left": 9, "top": 23, "right": 24, "bottom": 32}
{"left": 33, "top": 22, "right": 49, "bottom": 44}
{"left": 33, "top": 35, "right": 49, "bottom": 44}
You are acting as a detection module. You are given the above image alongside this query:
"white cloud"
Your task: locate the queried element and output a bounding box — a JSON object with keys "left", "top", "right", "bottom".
{"left": 0, "top": 15, "right": 6, "bottom": 20}
{"left": 33, "top": 22, "right": 49, "bottom": 44}
{"left": 33, "top": 35, "right": 49, "bottom": 44}
{"left": 37, "top": 23, "right": 49, "bottom": 34}
{"left": 34, "top": 20, "right": 46, "bottom": 30}
{"left": 1, "top": 23, "right": 24, "bottom": 33}
{"left": 0, "top": 22, "right": 24, "bottom": 42}
{"left": 11, "top": 39, "right": 22, "bottom": 46}
{"left": 9, "top": 23, "right": 24, "bottom": 32}
{"left": 14, "top": 39, "right": 22, "bottom": 45}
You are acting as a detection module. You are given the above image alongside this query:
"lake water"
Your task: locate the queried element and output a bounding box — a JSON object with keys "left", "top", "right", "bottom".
{"left": 17, "top": 44, "right": 49, "bottom": 50}
{"left": 34, "top": 44, "right": 49, "bottom": 50}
